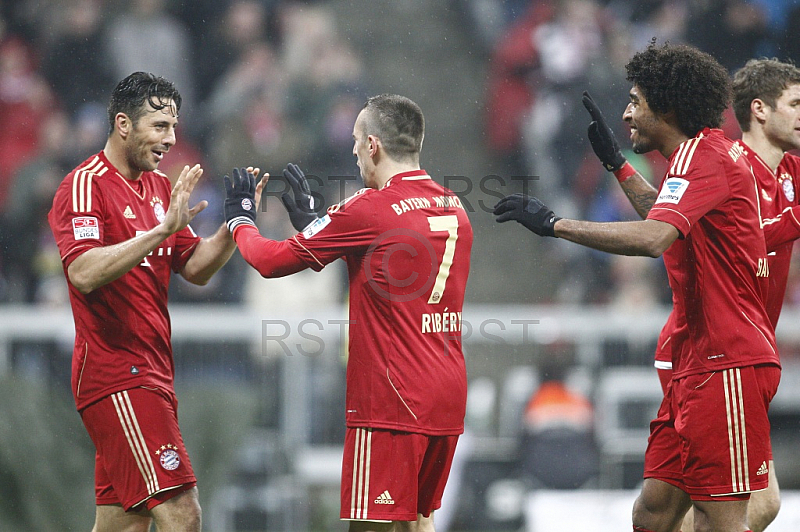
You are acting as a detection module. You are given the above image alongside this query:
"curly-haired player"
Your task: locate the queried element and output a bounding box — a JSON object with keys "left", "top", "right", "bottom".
{"left": 495, "top": 41, "right": 780, "bottom": 532}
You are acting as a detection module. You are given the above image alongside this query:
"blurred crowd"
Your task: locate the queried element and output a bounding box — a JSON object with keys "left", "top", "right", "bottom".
{"left": 467, "top": 0, "right": 800, "bottom": 309}
{"left": 0, "top": 0, "right": 365, "bottom": 305}
{"left": 3, "top": 0, "right": 800, "bottom": 313}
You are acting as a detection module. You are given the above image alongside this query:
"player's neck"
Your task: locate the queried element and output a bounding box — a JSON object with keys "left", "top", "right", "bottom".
{"left": 103, "top": 140, "right": 143, "bottom": 181}
{"left": 373, "top": 159, "right": 420, "bottom": 189}
{"left": 742, "top": 131, "right": 784, "bottom": 172}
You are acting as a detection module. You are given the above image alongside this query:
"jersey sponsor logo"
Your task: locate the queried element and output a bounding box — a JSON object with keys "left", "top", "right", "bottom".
{"left": 72, "top": 216, "right": 100, "bottom": 240}
{"left": 123, "top": 205, "right": 137, "bottom": 219}
{"left": 155, "top": 444, "right": 181, "bottom": 471}
{"left": 781, "top": 173, "right": 794, "bottom": 202}
{"left": 656, "top": 178, "right": 689, "bottom": 204}
{"left": 374, "top": 490, "right": 395, "bottom": 504}
{"left": 303, "top": 214, "right": 331, "bottom": 238}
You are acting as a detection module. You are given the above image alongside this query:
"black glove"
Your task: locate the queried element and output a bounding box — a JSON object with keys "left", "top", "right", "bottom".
{"left": 281, "top": 163, "right": 320, "bottom": 232}
{"left": 223, "top": 167, "right": 257, "bottom": 233}
{"left": 582, "top": 91, "right": 627, "bottom": 172}
{"left": 493, "top": 193, "right": 560, "bottom": 237}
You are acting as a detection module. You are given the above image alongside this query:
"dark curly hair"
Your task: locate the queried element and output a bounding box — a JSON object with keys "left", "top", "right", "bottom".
{"left": 107, "top": 72, "right": 182, "bottom": 136}
{"left": 626, "top": 40, "right": 731, "bottom": 138}
{"left": 732, "top": 58, "right": 800, "bottom": 132}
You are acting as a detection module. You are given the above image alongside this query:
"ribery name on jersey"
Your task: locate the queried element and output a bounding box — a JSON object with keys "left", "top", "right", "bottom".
{"left": 421, "top": 308, "right": 463, "bottom": 334}
{"left": 391, "top": 195, "right": 464, "bottom": 216}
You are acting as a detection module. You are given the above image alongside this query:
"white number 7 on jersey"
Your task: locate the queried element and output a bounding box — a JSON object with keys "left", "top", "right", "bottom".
{"left": 427, "top": 215, "right": 459, "bottom": 304}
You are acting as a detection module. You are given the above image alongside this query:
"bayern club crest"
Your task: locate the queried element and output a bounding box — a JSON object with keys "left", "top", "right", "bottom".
{"left": 781, "top": 174, "right": 795, "bottom": 202}
{"left": 151, "top": 196, "right": 166, "bottom": 223}
{"left": 156, "top": 443, "right": 181, "bottom": 470}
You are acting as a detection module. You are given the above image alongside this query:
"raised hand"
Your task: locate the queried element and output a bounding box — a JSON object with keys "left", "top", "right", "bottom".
{"left": 223, "top": 167, "right": 258, "bottom": 233}
{"left": 280, "top": 163, "right": 320, "bottom": 231}
{"left": 583, "top": 91, "right": 627, "bottom": 172}
{"left": 163, "top": 164, "right": 207, "bottom": 234}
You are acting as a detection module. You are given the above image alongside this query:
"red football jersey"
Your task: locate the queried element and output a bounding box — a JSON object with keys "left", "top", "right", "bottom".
{"left": 750, "top": 148, "right": 800, "bottom": 327}
{"left": 647, "top": 129, "right": 778, "bottom": 377}
{"left": 655, "top": 147, "right": 800, "bottom": 369}
{"left": 235, "top": 170, "right": 473, "bottom": 435}
{"left": 48, "top": 151, "right": 200, "bottom": 410}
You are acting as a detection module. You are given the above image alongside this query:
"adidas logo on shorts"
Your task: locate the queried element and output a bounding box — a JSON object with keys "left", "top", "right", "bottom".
{"left": 757, "top": 461, "right": 769, "bottom": 476}
{"left": 374, "top": 490, "right": 395, "bottom": 504}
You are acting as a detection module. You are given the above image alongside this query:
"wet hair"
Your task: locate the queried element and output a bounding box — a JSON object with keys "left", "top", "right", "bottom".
{"left": 626, "top": 40, "right": 731, "bottom": 137}
{"left": 360, "top": 94, "right": 424, "bottom": 162}
{"left": 107, "top": 72, "right": 182, "bottom": 135}
{"left": 732, "top": 58, "right": 800, "bottom": 132}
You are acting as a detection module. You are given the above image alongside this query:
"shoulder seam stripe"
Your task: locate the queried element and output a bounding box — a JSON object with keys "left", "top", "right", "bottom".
{"left": 72, "top": 158, "right": 105, "bottom": 212}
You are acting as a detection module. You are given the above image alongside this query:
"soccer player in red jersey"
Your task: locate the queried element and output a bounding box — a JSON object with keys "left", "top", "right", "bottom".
{"left": 583, "top": 57, "right": 800, "bottom": 532}
{"left": 48, "top": 72, "right": 246, "bottom": 532}
{"left": 495, "top": 42, "right": 780, "bottom": 532}
{"left": 224, "top": 94, "right": 473, "bottom": 532}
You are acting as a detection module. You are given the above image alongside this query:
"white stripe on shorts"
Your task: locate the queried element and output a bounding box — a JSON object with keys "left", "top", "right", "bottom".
{"left": 723, "top": 368, "right": 750, "bottom": 493}
{"left": 111, "top": 391, "right": 160, "bottom": 495}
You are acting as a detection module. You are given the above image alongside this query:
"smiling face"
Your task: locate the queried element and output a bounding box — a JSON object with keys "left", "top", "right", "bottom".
{"left": 122, "top": 99, "right": 178, "bottom": 173}
{"left": 762, "top": 83, "right": 800, "bottom": 153}
{"left": 623, "top": 85, "right": 665, "bottom": 155}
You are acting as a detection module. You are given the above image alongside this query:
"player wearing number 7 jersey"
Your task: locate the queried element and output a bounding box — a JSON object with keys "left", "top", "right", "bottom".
{"left": 227, "top": 94, "right": 473, "bottom": 532}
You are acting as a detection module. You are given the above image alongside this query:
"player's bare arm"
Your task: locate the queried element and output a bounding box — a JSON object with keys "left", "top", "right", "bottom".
{"left": 181, "top": 167, "right": 268, "bottom": 285}
{"left": 620, "top": 176, "right": 659, "bottom": 219}
{"left": 494, "top": 193, "right": 678, "bottom": 256}
{"left": 554, "top": 218, "right": 678, "bottom": 257}
{"left": 68, "top": 164, "right": 206, "bottom": 294}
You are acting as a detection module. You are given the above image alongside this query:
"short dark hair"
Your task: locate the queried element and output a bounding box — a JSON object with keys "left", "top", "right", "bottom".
{"left": 107, "top": 72, "right": 182, "bottom": 135}
{"left": 626, "top": 40, "right": 731, "bottom": 137}
{"left": 732, "top": 58, "right": 800, "bottom": 132}
{"left": 361, "top": 94, "right": 424, "bottom": 162}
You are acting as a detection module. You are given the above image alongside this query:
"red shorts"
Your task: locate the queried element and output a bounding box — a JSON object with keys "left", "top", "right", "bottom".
{"left": 80, "top": 387, "right": 197, "bottom": 511}
{"left": 644, "top": 365, "right": 779, "bottom": 500}
{"left": 341, "top": 427, "right": 459, "bottom": 522}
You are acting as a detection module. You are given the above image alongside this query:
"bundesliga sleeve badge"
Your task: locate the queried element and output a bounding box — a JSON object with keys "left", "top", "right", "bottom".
{"left": 72, "top": 217, "right": 100, "bottom": 240}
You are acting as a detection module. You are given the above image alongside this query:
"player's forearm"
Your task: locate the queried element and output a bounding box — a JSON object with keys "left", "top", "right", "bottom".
{"left": 180, "top": 224, "right": 237, "bottom": 285}
{"left": 553, "top": 218, "right": 677, "bottom": 257}
{"left": 67, "top": 225, "right": 172, "bottom": 294}
{"left": 233, "top": 225, "right": 309, "bottom": 278}
{"left": 619, "top": 173, "right": 659, "bottom": 219}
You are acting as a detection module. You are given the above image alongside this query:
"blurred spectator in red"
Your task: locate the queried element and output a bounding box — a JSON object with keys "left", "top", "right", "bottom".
{"left": 484, "top": 1, "right": 554, "bottom": 178}
{"left": 3, "top": 110, "right": 70, "bottom": 302}
{"left": 0, "top": 35, "right": 55, "bottom": 209}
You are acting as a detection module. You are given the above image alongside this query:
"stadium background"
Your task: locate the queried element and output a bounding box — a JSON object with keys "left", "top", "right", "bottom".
{"left": 2, "top": 0, "right": 800, "bottom": 530}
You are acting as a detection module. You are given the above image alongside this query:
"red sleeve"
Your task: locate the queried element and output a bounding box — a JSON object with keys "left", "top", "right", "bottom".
{"left": 48, "top": 173, "right": 106, "bottom": 268}
{"left": 232, "top": 225, "right": 311, "bottom": 278}
{"left": 763, "top": 205, "right": 800, "bottom": 251}
{"left": 647, "top": 152, "right": 729, "bottom": 236}
{"left": 171, "top": 225, "right": 201, "bottom": 273}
